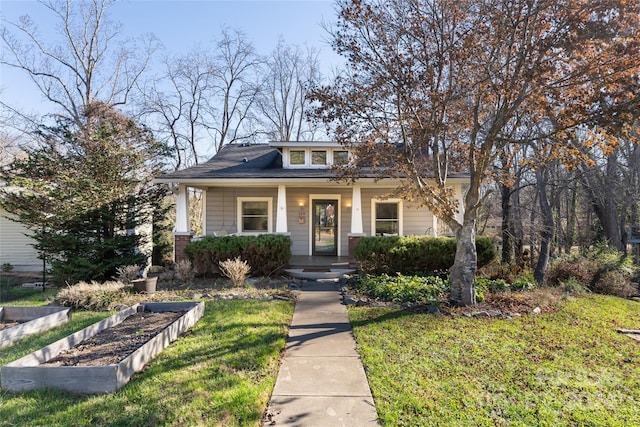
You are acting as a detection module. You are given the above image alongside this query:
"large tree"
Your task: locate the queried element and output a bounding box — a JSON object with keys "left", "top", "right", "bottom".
{"left": 313, "top": 0, "right": 639, "bottom": 305}
{"left": 0, "top": 102, "right": 169, "bottom": 284}
{"left": 256, "top": 39, "right": 324, "bottom": 141}
{"left": 1, "top": 0, "right": 158, "bottom": 126}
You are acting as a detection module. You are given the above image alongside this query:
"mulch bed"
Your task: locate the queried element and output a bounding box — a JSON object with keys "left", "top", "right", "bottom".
{"left": 43, "top": 311, "right": 183, "bottom": 367}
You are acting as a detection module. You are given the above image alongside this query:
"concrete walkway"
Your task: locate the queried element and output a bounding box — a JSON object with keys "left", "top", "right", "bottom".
{"left": 265, "top": 280, "right": 379, "bottom": 426}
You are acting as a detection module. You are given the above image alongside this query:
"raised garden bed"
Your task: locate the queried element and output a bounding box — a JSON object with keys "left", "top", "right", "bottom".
{"left": 0, "top": 306, "right": 71, "bottom": 349}
{"left": 1, "top": 301, "right": 204, "bottom": 394}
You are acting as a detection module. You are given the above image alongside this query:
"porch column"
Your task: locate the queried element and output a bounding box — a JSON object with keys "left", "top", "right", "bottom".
{"left": 350, "top": 185, "right": 363, "bottom": 234}
{"left": 175, "top": 184, "right": 191, "bottom": 233}
{"left": 275, "top": 184, "right": 288, "bottom": 233}
{"left": 174, "top": 184, "right": 192, "bottom": 263}
{"left": 348, "top": 185, "right": 365, "bottom": 267}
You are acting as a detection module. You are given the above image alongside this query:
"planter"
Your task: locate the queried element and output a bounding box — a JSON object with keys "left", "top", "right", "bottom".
{"left": 1, "top": 301, "right": 204, "bottom": 394}
{"left": 132, "top": 277, "right": 157, "bottom": 294}
{"left": 0, "top": 307, "right": 71, "bottom": 349}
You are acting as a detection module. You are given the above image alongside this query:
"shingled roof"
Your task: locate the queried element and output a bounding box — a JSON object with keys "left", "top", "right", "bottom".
{"left": 156, "top": 142, "right": 469, "bottom": 183}
{"left": 157, "top": 143, "right": 349, "bottom": 181}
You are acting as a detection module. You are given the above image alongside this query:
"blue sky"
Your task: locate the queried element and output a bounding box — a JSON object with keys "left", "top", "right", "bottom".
{"left": 1, "top": 0, "right": 341, "bottom": 117}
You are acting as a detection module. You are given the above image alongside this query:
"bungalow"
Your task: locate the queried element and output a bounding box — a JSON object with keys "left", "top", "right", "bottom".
{"left": 155, "top": 141, "right": 469, "bottom": 264}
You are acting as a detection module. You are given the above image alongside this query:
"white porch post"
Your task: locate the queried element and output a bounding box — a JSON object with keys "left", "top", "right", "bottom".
{"left": 174, "top": 184, "right": 193, "bottom": 263}
{"left": 350, "top": 185, "right": 363, "bottom": 234}
{"left": 275, "top": 184, "right": 288, "bottom": 233}
{"left": 175, "top": 184, "right": 191, "bottom": 233}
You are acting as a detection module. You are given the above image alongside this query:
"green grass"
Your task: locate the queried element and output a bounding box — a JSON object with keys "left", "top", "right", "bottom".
{"left": 0, "top": 299, "right": 293, "bottom": 426}
{"left": 349, "top": 295, "right": 640, "bottom": 426}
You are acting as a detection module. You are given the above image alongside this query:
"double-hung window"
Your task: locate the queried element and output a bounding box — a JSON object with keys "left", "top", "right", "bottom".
{"left": 372, "top": 199, "right": 402, "bottom": 236}
{"left": 238, "top": 197, "right": 272, "bottom": 233}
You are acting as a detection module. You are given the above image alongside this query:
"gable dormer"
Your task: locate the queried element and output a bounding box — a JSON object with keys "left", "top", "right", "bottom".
{"left": 270, "top": 141, "right": 350, "bottom": 169}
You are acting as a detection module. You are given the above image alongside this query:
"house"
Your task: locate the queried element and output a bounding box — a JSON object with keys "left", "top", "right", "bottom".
{"left": 0, "top": 207, "right": 42, "bottom": 272}
{"left": 155, "top": 141, "right": 469, "bottom": 264}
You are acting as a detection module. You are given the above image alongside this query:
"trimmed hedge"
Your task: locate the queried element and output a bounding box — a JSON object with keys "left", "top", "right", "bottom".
{"left": 184, "top": 234, "right": 291, "bottom": 277}
{"left": 353, "top": 235, "right": 496, "bottom": 275}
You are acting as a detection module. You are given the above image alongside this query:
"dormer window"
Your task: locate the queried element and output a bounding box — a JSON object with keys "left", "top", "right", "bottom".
{"left": 275, "top": 142, "right": 349, "bottom": 168}
{"left": 311, "top": 150, "right": 327, "bottom": 165}
{"left": 333, "top": 151, "right": 349, "bottom": 165}
{"left": 290, "top": 150, "right": 305, "bottom": 165}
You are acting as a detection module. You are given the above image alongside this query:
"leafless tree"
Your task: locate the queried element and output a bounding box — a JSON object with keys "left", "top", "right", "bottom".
{"left": 203, "top": 27, "right": 262, "bottom": 152}
{"left": 1, "top": 0, "right": 159, "bottom": 125}
{"left": 137, "top": 48, "right": 216, "bottom": 169}
{"left": 256, "top": 39, "right": 323, "bottom": 141}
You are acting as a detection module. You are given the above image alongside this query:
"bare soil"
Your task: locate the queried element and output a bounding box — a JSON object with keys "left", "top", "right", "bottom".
{"left": 43, "top": 311, "right": 183, "bottom": 366}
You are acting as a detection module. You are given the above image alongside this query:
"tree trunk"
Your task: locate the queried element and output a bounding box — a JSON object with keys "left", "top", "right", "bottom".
{"left": 450, "top": 220, "right": 477, "bottom": 306}
{"left": 534, "top": 168, "right": 555, "bottom": 284}
{"left": 500, "top": 182, "right": 513, "bottom": 264}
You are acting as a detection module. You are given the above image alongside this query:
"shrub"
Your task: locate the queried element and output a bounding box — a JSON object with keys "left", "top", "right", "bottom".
{"left": 55, "top": 280, "right": 128, "bottom": 310}
{"left": 354, "top": 235, "right": 496, "bottom": 275}
{"left": 355, "top": 273, "right": 449, "bottom": 303}
{"left": 175, "top": 259, "right": 195, "bottom": 284}
{"left": 511, "top": 273, "right": 537, "bottom": 291}
{"left": 1, "top": 263, "right": 14, "bottom": 273}
{"left": 184, "top": 234, "right": 290, "bottom": 277}
{"left": 219, "top": 257, "right": 251, "bottom": 287}
{"left": 546, "top": 246, "right": 638, "bottom": 297}
{"left": 115, "top": 264, "right": 140, "bottom": 284}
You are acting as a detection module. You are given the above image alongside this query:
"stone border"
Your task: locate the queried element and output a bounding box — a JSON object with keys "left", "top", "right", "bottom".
{"left": 1, "top": 301, "right": 204, "bottom": 394}
{"left": 0, "top": 306, "right": 71, "bottom": 349}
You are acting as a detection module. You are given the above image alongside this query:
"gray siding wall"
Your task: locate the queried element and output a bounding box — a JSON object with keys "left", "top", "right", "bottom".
{"left": 205, "top": 185, "right": 435, "bottom": 256}
{"left": 360, "top": 188, "right": 434, "bottom": 236}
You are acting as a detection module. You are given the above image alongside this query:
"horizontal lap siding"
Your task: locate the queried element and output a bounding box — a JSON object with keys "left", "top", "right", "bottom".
{"left": 205, "top": 187, "right": 277, "bottom": 236}
{"left": 203, "top": 185, "right": 434, "bottom": 254}
{"left": 360, "top": 188, "right": 434, "bottom": 236}
{"left": 0, "top": 211, "right": 41, "bottom": 271}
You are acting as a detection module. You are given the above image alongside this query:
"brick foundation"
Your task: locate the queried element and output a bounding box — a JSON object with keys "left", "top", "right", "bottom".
{"left": 174, "top": 233, "right": 193, "bottom": 263}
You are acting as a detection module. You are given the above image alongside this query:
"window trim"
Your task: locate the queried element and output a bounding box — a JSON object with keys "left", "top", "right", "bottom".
{"left": 371, "top": 198, "right": 403, "bottom": 236}
{"left": 237, "top": 197, "right": 273, "bottom": 234}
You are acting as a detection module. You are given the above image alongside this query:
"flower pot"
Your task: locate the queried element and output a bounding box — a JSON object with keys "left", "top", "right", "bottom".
{"left": 132, "top": 277, "right": 157, "bottom": 294}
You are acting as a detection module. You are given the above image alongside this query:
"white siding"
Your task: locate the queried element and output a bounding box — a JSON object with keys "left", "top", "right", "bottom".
{"left": 0, "top": 210, "right": 42, "bottom": 271}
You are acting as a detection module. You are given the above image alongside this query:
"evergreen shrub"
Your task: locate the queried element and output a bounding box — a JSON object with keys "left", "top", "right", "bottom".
{"left": 184, "top": 234, "right": 291, "bottom": 277}
{"left": 354, "top": 235, "right": 496, "bottom": 275}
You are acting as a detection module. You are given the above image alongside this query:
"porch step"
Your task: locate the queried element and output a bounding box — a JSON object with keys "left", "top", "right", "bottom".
{"left": 284, "top": 268, "right": 356, "bottom": 281}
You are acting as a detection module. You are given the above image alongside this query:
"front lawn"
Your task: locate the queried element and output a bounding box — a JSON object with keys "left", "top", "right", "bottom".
{"left": 349, "top": 295, "right": 640, "bottom": 426}
{"left": 0, "top": 299, "right": 293, "bottom": 426}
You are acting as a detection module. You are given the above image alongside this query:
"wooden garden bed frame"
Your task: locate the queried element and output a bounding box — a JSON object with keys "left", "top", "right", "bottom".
{"left": 1, "top": 301, "right": 204, "bottom": 394}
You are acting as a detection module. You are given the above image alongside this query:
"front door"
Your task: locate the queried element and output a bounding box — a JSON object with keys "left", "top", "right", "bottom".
{"left": 312, "top": 200, "right": 338, "bottom": 256}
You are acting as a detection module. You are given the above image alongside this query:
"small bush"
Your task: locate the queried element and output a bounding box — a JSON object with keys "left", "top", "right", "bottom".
{"left": 1, "top": 263, "right": 14, "bottom": 272}
{"left": 511, "top": 273, "right": 537, "bottom": 291}
{"left": 354, "top": 235, "right": 496, "bottom": 275}
{"left": 115, "top": 264, "right": 140, "bottom": 284}
{"left": 355, "top": 273, "right": 449, "bottom": 303}
{"left": 175, "top": 259, "right": 195, "bottom": 284}
{"left": 55, "top": 281, "right": 128, "bottom": 310}
{"left": 219, "top": 257, "right": 251, "bottom": 287}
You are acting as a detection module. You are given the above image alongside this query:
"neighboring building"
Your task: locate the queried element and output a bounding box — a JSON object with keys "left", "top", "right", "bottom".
{"left": 155, "top": 141, "right": 469, "bottom": 262}
{"left": 0, "top": 207, "right": 41, "bottom": 272}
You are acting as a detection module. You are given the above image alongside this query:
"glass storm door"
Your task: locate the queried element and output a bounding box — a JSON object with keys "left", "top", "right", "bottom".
{"left": 312, "top": 200, "right": 338, "bottom": 256}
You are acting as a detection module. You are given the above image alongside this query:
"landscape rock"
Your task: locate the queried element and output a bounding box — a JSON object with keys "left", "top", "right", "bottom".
{"left": 532, "top": 306, "right": 542, "bottom": 314}
{"left": 343, "top": 295, "right": 357, "bottom": 305}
